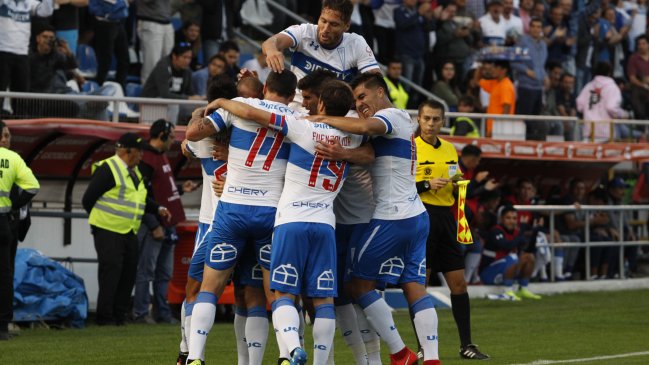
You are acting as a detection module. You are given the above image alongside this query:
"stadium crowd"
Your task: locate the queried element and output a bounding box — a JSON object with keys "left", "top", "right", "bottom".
{"left": 1, "top": 1, "right": 648, "bottom": 364}
{"left": 1, "top": 0, "right": 649, "bottom": 141}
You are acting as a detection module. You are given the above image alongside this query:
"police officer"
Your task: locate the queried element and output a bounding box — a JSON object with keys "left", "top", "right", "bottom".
{"left": 414, "top": 100, "right": 490, "bottom": 360}
{"left": 82, "top": 133, "right": 170, "bottom": 326}
{"left": 0, "top": 120, "right": 40, "bottom": 340}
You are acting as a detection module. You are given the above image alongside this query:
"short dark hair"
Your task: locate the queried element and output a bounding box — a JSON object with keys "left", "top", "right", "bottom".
{"left": 150, "top": 119, "right": 175, "bottom": 139}
{"left": 516, "top": 177, "right": 534, "bottom": 189}
{"left": 568, "top": 178, "right": 584, "bottom": 192}
{"left": 297, "top": 69, "right": 337, "bottom": 96}
{"left": 207, "top": 75, "right": 237, "bottom": 102}
{"left": 635, "top": 34, "right": 649, "bottom": 49}
{"left": 461, "top": 144, "right": 482, "bottom": 157}
{"left": 237, "top": 76, "right": 264, "bottom": 99}
{"left": 500, "top": 205, "right": 517, "bottom": 217}
{"left": 322, "top": 0, "right": 354, "bottom": 23}
{"left": 35, "top": 24, "right": 56, "bottom": 36}
{"left": 182, "top": 20, "right": 200, "bottom": 31}
{"left": 319, "top": 80, "right": 353, "bottom": 117}
{"left": 529, "top": 16, "right": 543, "bottom": 27}
{"left": 593, "top": 62, "right": 612, "bottom": 77}
{"left": 171, "top": 43, "right": 192, "bottom": 57}
{"left": 208, "top": 53, "right": 227, "bottom": 65}
{"left": 493, "top": 60, "right": 510, "bottom": 72}
{"left": 546, "top": 60, "right": 562, "bottom": 72}
{"left": 266, "top": 71, "right": 298, "bottom": 98}
{"left": 350, "top": 73, "right": 389, "bottom": 95}
{"left": 386, "top": 57, "right": 402, "bottom": 66}
{"left": 219, "top": 41, "right": 240, "bottom": 54}
{"left": 458, "top": 95, "right": 476, "bottom": 108}
{"left": 418, "top": 99, "right": 446, "bottom": 119}
{"left": 560, "top": 73, "right": 575, "bottom": 82}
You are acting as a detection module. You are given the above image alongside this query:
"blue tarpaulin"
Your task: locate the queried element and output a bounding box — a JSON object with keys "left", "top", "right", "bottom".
{"left": 13, "top": 248, "right": 88, "bottom": 327}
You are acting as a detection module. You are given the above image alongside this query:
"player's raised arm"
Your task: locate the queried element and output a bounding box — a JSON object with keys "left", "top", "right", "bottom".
{"left": 211, "top": 98, "right": 274, "bottom": 128}
{"left": 186, "top": 107, "right": 217, "bottom": 141}
{"left": 315, "top": 140, "right": 375, "bottom": 165}
{"left": 262, "top": 33, "right": 294, "bottom": 73}
{"left": 308, "top": 114, "right": 388, "bottom": 136}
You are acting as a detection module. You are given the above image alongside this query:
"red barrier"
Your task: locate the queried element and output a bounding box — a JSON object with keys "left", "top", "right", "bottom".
{"left": 168, "top": 222, "right": 235, "bottom": 305}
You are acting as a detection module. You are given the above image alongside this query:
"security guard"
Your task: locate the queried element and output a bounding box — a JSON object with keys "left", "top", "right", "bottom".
{"left": 0, "top": 120, "right": 39, "bottom": 341}
{"left": 384, "top": 59, "right": 409, "bottom": 109}
{"left": 414, "top": 100, "right": 489, "bottom": 360}
{"left": 82, "top": 133, "right": 170, "bottom": 326}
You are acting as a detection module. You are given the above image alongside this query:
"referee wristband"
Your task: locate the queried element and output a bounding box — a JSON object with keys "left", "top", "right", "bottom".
{"left": 416, "top": 180, "right": 432, "bottom": 194}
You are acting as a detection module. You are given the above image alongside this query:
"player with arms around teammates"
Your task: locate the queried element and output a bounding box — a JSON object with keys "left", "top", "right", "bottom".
{"left": 209, "top": 79, "right": 367, "bottom": 365}
{"left": 309, "top": 73, "right": 441, "bottom": 365}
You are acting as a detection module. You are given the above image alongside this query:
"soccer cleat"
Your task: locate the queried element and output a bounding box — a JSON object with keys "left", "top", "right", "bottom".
{"left": 460, "top": 344, "right": 490, "bottom": 360}
{"left": 289, "top": 348, "right": 307, "bottom": 365}
{"left": 176, "top": 351, "right": 188, "bottom": 365}
{"left": 186, "top": 359, "right": 204, "bottom": 365}
{"left": 504, "top": 290, "right": 522, "bottom": 301}
{"left": 389, "top": 347, "right": 418, "bottom": 365}
{"left": 517, "top": 288, "right": 542, "bottom": 300}
{"left": 417, "top": 348, "right": 424, "bottom": 360}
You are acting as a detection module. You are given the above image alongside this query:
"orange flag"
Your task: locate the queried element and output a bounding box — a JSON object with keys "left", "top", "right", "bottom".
{"left": 456, "top": 180, "right": 473, "bottom": 244}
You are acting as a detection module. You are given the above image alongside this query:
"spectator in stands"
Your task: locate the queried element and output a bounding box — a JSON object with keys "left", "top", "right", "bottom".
{"left": 542, "top": 62, "right": 563, "bottom": 122}
{"left": 175, "top": 20, "right": 202, "bottom": 71}
{"left": 191, "top": 54, "right": 227, "bottom": 98}
{"left": 576, "top": 61, "right": 629, "bottom": 141}
{"left": 518, "top": 0, "right": 535, "bottom": 33}
{"left": 372, "top": 0, "right": 401, "bottom": 64}
{"left": 28, "top": 25, "right": 78, "bottom": 94}
{"left": 137, "top": 0, "right": 175, "bottom": 85}
{"left": 51, "top": 0, "right": 88, "bottom": 56}
{"left": 627, "top": 35, "right": 649, "bottom": 120}
{"left": 505, "top": 177, "right": 536, "bottom": 227}
{"left": 384, "top": 58, "right": 409, "bottom": 109}
{"left": 242, "top": 52, "right": 271, "bottom": 84}
{"left": 556, "top": 73, "right": 578, "bottom": 140}
{"left": 479, "top": 60, "right": 515, "bottom": 137}
{"left": 467, "top": 0, "right": 486, "bottom": 19}
{"left": 349, "top": 0, "right": 375, "bottom": 47}
{"left": 607, "top": 177, "right": 639, "bottom": 277}
{"left": 394, "top": 0, "right": 435, "bottom": 99}
{"left": 142, "top": 43, "right": 203, "bottom": 101}
{"left": 627, "top": 0, "right": 647, "bottom": 53}
{"left": 576, "top": 6, "right": 601, "bottom": 92}
{"left": 544, "top": 5, "right": 576, "bottom": 68}
{"left": 0, "top": 0, "right": 53, "bottom": 116}
{"left": 502, "top": 0, "right": 523, "bottom": 45}
{"left": 200, "top": 0, "right": 237, "bottom": 61}
{"left": 532, "top": 1, "right": 546, "bottom": 19}
{"left": 480, "top": 206, "right": 542, "bottom": 300}
{"left": 432, "top": 62, "right": 462, "bottom": 110}
{"left": 89, "top": 0, "right": 129, "bottom": 88}
{"left": 435, "top": 2, "right": 475, "bottom": 80}
{"left": 463, "top": 68, "right": 484, "bottom": 111}
{"left": 602, "top": 6, "right": 630, "bottom": 78}
{"left": 479, "top": 0, "right": 507, "bottom": 46}
{"left": 587, "top": 186, "right": 617, "bottom": 279}
{"left": 513, "top": 17, "right": 548, "bottom": 141}
{"left": 170, "top": 0, "right": 201, "bottom": 24}
{"left": 219, "top": 41, "right": 241, "bottom": 80}
{"left": 451, "top": 95, "right": 480, "bottom": 137}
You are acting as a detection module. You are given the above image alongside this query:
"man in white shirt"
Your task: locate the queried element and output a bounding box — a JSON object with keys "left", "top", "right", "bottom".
{"left": 479, "top": 0, "right": 507, "bottom": 46}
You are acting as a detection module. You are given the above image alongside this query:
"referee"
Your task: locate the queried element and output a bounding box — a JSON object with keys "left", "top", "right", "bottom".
{"left": 414, "top": 100, "right": 489, "bottom": 360}
{"left": 0, "top": 120, "right": 40, "bottom": 340}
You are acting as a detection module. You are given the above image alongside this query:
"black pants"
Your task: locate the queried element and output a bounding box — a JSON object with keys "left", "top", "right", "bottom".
{"left": 517, "top": 87, "right": 547, "bottom": 141}
{"left": 0, "top": 214, "right": 15, "bottom": 330}
{"left": 92, "top": 226, "right": 139, "bottom": 324}
{"left": 0, "top": 51, "right": 30, "bottom": 117}
{"left": 93, "top": 20, "right": 130, "bottom": 88}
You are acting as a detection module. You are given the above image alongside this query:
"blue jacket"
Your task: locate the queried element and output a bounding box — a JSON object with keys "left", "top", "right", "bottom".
{"left": 394, "top": 5, "right": 431, "bottom": 59}
{"left": 512, "top": 35, "right": 547, "bottom": 90}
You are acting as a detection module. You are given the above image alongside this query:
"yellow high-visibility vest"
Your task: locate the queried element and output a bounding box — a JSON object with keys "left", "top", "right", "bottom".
{"left": 0, "top": 147, "right": 40, "bottom": 213}
{"left": 384, "top": 77, "right": 409, "bottom": 109}
{"left": 88, "top": 155, "right": 147, "bottom": 234}
{"left": 451, "top": 117, "right": 480, "bottom": 138}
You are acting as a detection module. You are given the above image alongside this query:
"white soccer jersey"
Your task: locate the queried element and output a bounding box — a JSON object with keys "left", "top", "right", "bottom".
{"left": 186, "top": 137, "right": 228, "bottom": 224}
{"left": 369, "top": 108, "right": 425, "bottom": 221}
{"left": 281, "top": 23, "right": 380, "bottom": 83}
{"left": 206, "top": 97, "right": 304, "bottom": 207}
{"left": 269, "top": 114, "right": 365, "bottom": 228}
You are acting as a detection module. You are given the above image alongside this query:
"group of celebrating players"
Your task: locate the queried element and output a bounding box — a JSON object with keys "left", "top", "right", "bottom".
{"left": 174, "top": 1, "right": 490, "bottom": 364}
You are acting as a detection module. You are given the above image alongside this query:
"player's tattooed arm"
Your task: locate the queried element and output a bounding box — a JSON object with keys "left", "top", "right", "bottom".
{"left": 186, "top": 113, "right": 217, "bottom": 141}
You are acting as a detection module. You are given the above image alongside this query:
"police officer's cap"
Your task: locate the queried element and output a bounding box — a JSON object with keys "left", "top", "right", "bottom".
{"left": 116, "top": 133, "right": 145, "bottom": 149}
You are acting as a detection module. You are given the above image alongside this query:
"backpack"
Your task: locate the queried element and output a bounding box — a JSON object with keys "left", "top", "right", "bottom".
{"left": 88, "top": 0, "right": 128, "bottom": 21}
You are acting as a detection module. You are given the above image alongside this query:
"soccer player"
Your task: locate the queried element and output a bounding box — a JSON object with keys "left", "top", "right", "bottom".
{"left": 262, "top": 0, "right": 380, "bottom": 108}
{"left": 184, "top": 71, "right": 301, "bottom": 365}
{"left": 309, "top": 73, "right": 440, "bottom": 365}
{"left": 210, "top": 79, "right": 367, "bottom": 365}
{"left": 414, "top": 100, "right": 490, "bottom": 360}
{"left": 175, "top": 77, "right": 238, "bottom": 365}
{"left": 295, "top": 69, "right": 379, "bottom": 364}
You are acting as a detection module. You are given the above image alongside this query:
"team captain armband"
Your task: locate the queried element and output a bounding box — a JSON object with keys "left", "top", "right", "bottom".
{"left": 457, "top": 180, "right": 473, "bottom": 244}
{"left": 269, "top": 113, "right": 288, "bottom": 134}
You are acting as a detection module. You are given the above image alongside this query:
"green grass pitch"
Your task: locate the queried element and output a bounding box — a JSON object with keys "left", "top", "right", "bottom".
{"left": 1, "top": 290, "right": 648, "bottom": 364}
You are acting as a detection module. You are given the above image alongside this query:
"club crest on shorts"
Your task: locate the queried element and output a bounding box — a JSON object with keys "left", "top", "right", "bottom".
{"left": 259, "top": 244, "right": 272, "bottom": 264}
{"left": 317, "top": 270, "right": 335, "bottom": 290}
{"left": 210, "top": 243, "right": 238, "bottom": 263}
{"left": 252, "top": 263, "right": 263, "bottom": 280}
{"left": 272, "top": 264, "right": 299, "bottom": 286}
{"left": 379, "top": 257, "right": 405, "bottom": 277}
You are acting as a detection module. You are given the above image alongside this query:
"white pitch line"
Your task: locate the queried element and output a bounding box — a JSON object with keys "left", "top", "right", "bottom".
{"left": 510, "top": 351, "right": 649, "bottom": 365}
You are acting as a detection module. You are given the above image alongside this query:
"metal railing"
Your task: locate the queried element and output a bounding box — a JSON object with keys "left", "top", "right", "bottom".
{"left": 513, "top": 204, "right": 649, "bottom": 282}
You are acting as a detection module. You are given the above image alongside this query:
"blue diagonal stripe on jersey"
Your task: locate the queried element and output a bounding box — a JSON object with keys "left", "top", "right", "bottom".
{"left": 290, "top": 52, "right": 358, "bottom": 82}
{"left": 229, "top": 126, "right": 290, "bottom": 159}
{"left": 288, "top": 143, "right": 349, "bottom": 178}
{"left": 200, "top": 158, "right": 227, "bottom": 174}
{"left": 207, "top": 112, "right": 227, "bottom": 132}
{"left": 282, "top": 30, "right": 299, "bottom": 48}
{"left": 374, "top": 115, "right": 393, "bottom": 134}
{"left": 371, "top": 137, "right": 412, "bottom": 159}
